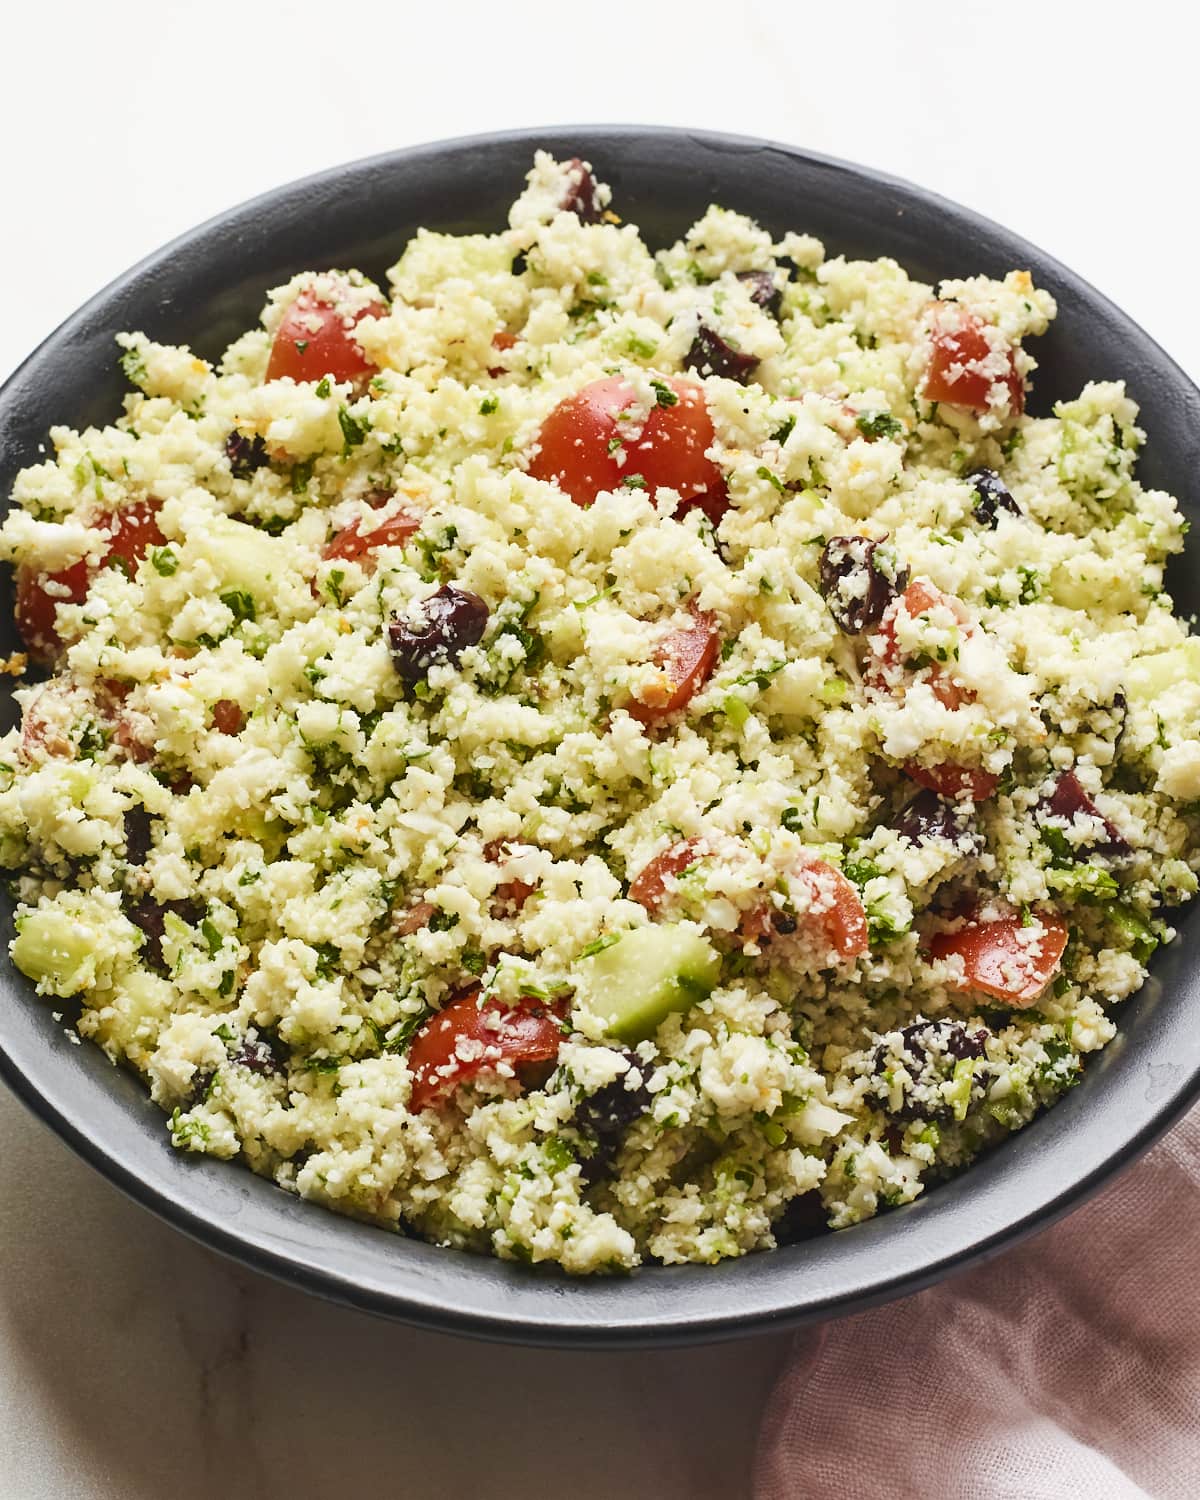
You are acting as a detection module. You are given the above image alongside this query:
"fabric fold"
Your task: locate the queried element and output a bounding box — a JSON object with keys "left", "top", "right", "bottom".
{"left": 755, "top": 1109, "right": 1200, "bottom": 1500}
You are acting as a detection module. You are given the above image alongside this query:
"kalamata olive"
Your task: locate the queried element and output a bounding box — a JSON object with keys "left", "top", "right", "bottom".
{"left": 683, "top": 326, "right": 759, "bottom": 384}
{"left": 225, "top": 431, "right": 269, "bottom": 479}
{"left": 233, "top": 1031, "right": 287, "bottom": 1077}
{"left": 388, "top": 585, "right": 489, "bottom": 683}
{"left": 124, "top": 894, "right": 203, "bottom": 974}
{"left": 736, "top": 269, "right": 783, "bottom": 319}
{"left": 969, "top": 468, "right": 1020, "bottom": 527}
{"left": 868, "top": 1018, "right": 990, "bottom": 1120}
{"left": 574, "top": 1052, "right": 651, "bottom": 1183}
{"left": 772, "top": 1189, "right": 830, "bottom": 1245}
{"left": 892, "top": 789, "right": 982, "bottom": 852}
{"left": 819, "top": 535, "right": 909, "bottom": 634}
{"left": 1040, "top": 770, "right": 1131, "bottom": 860}
{"left": 899, "top": 1019, "right": 988, "bottom": 1063}
{"left": 123, "top": 807, "right": 153, "bottom": 866}
{"left": 560, "top": 159, "right": 604, "bottom": 223}
{"left": 186, "top": 1070, "right": 215, "bottom": 1107}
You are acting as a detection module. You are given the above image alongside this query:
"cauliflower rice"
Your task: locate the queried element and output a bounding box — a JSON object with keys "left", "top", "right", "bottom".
{"left": 1, "top": 152, "right": 1197, "bottom": 1273}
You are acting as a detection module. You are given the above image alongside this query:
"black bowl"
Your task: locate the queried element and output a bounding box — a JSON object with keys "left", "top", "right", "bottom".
{"left": 2, "top": 126, "right": 1199, "bottom": 1347}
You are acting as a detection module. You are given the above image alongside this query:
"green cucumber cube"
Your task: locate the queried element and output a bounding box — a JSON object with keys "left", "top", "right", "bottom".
{"left": 575, "top": 923, "right": 720, "bottom": 1043}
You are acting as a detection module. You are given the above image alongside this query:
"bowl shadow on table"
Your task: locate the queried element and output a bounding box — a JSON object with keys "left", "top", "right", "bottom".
{"left": 0, "top": 1091, "right": 789, "bottom": 1500}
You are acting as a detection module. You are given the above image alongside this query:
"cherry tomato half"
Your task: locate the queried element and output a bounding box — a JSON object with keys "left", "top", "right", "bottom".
{"left": 16, "top": 500, "right": 165, "bottom": 665}
{"left": 870, "top": 579, "right": 969, "bottom": 707}
{"left": 905, "top": 762, "right": 1000, "bottom": 801}
{"left": 528, "top": 376, "right": 728, "bottom": 524}
{"left": 928, "top": 903, "right": 1068, "bottom": 1006}
{"left": 628, "top": 837, "right": 706, "bottom": 911}
{"left": 869, "top": 580, "right": 999, "bottom": 801}
{"left": 19, "top": 684, "right": 78, "bottom": 761}
{"left": 483, "top": 840, "right": 536, "bottom": 913}
{"left": 744, "top": 851, "right": 869, "bottom": 961}
{"left": 922, "top": 301, "right": 1023, "bottom": 416}
{"left": 265, "top": 275, "right": 387, "bottom": 387}
{"left": 406, "top": 986, "right": 565, "bottom": 1111}
{"left": 629, "top": 608, "right": 721, "bottom": 723}
{"left": 488, "top": 330, "right": 518, "bottom": 377}
{"left": 323, "top": 504, "right": 422, "bottom": 564}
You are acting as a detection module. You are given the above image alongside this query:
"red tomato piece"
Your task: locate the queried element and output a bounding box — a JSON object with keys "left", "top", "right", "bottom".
{"left": 15, "top": 500, "right": 166, "bottom": 665}
{"left": 483, "top": 840, "right": 536, "bottom": 913}
{"left": 922, "top": 301, "right": 1023, "bottom": 416}
{"left": 265, "top": 276, "right": 386, "bottom": 387}
{"left": 928, "top": 904, "right": 1068, "bottom": 1006}
{"left": 744, "top": 851, "right": 869, "bottom": 961}
{"left": 394, "top": 900, "right": 437, "bottom": 937}
{"left": 323, "top": 503, "right": 422, "bottom": 564}
{"left": 870, "top": 579, "right": 970, "bottom": 700}
{"left": 629, "top": 609, "right": 721, "bottom": 723}
{"left": 16, "top": 559, "right": 88, "bottom": 664}
{"left": 19, "top": 685, "right": 77, "bottom": 761}
{"left": 488, "top": 330, "right": 517, "bottom": 377}
{"left": 869, "top": 580, "right": 999, "bottom": 801}
{"left": 628, "top": 836, "right": 706, "bottom": 911}
{"left": 528, "top": 376, "right": 728, "bottom": 524}
{"left": 212, "top": 700, "right": 245, "bottom": 735}
{"left": 407, "top": 986, "right": 565, "bottom": 1111}
{"left": 93, "top": 679, "right": 157, "bottom": 764}
{"left": 904, "top": 761, "right": 1000, "bottom": 801}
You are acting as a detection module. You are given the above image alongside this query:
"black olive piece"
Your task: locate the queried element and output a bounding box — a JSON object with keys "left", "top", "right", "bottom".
{"left": 388, "top": 585, "right": 489, "bottom": 684}
{"left": 869, "top": 1019, "right": 990, "bottom": 1121}
{"left": 683, "top": 326, "right": 759, "bottom": 384}
{"left": 123, "top": 806, "right": 154, "bottom": 866}
{"left": 892, "top": 789, "right": 981, "bottom": 852}
{"left": 225, "top": 431, "right": 269, "bottom": 479}
{"left": 772, "top": 1190, "right": 830, "bottom": 1245}
{"left": 1111, "top": 690, "right": 1128, "bottom": 752}
{"left": 124, "top": 895, "right": 203, "bottom": 975}
{"left": 559, "top": 159, "right": 604, "bottom": 223}
{"left": 736, "top": 269, "right": 783, "bottom": 319}
{"left": 899, "top": 1019, "right": 988, "bottom": 1064}
{"left": 818, "top": 535, "right": 909, "bottom": 635}
{"left": 1040, "top": 770, "right": 1131, "bottom": 860}
{"left": 186, "top": 1069, "right": 215, "bottom": 1108}
{"left": 511, "top": 251, "right": 528, "bottom": 276}
{"left": 969, "top": 468, "right": 1020, "bottom": 527}
{"left": 575, "top": 1053, "right": 651, "bottom": 1184}
{"left": 232, "top": 1031, "right": 287, "bottom": 1077}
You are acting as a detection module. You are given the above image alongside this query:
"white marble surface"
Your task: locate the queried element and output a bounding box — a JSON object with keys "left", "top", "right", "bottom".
{"left": 1, "top": 2, "right": 1196, "bottom": 1496}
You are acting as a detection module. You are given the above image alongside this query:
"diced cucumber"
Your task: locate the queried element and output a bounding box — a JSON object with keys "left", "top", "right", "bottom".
{"left": 944, "top": 1056, "right": 977, "bottom": 1122}
{"left": 574, "top": 923, "right": 720, "bottom": 1042}
{"left": 12, "top": 909, "right": 98, "bottom": 996}
{"left": 1048, "top": 560, "right": 1140, "bottom": 613}
{"left": 192, "top": 516, "right": 290, "bottom": 600}
{"left": 90, "top": 970, "right": 174, "bottom": 1060}
{"left": 1126, "top": 638, "right": 1200, "bottom": 704}
{"left": 1109, "top": 904, "right": 1158, "bottom": 963}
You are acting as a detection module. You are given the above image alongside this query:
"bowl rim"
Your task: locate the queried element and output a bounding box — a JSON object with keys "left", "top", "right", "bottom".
{"left": 3, "top": 123, "right": 1200, "bottom": 1348}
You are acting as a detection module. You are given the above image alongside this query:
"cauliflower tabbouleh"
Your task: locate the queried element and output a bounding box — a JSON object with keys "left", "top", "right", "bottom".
{"left": 2, "top": 152, "right": 1198, "bottom": 1274}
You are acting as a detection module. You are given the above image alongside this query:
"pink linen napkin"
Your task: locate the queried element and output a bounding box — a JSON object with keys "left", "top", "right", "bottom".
{"left": 755, "top": 1107, "right": 1200, "bottom": 1499}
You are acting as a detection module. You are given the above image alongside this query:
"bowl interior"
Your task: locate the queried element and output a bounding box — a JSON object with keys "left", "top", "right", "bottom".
{"left": 2, "top": 126, "right": 1199, "bottom": 1346}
